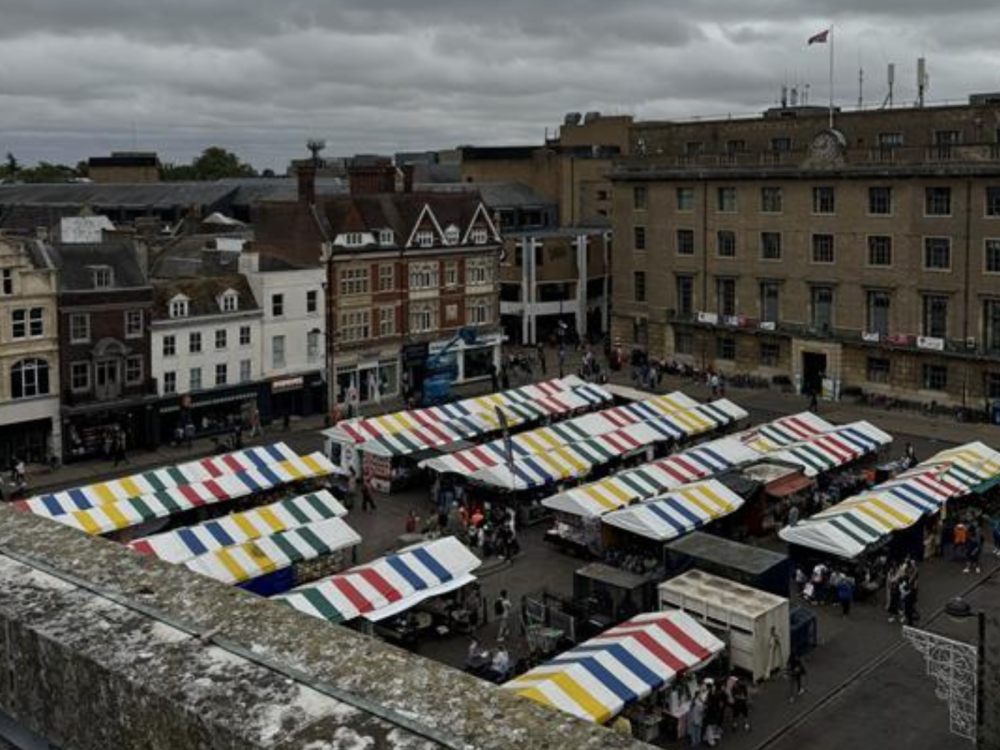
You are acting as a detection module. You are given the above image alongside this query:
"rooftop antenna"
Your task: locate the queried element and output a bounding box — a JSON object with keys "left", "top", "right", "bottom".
{"left": 883, "top": 63, "right": 895, "bottom": 109}
{"left": 917, "top": 57, "right": 928, "bottom": 107}
{"left": 804, "top": 84, "right": 811, "bottom": 105}
{"left": 306, "top": 139, "right": 326, "bottom": 168}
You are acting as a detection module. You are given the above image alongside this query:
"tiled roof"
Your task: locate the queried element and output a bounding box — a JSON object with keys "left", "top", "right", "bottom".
{"left": 152, "top": 274, "right": 258, "bottom": 319}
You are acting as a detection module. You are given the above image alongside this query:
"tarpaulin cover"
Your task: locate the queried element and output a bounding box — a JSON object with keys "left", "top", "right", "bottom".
{"left": 274, "top": 536, "right": 480, "bottom": 624}
{"left": 421, "top": 391, "right": 700, "bottom": 474}
{"left": 21, "top": 451, "right": 337, "bottom": 536}
{"left": 766, "top": 421, "right": 891, "bottom": 477}
{"left": 473, "top": 400, "right": 748, "bottom": 491}
{"left": 184, "top": 517, "right": 360, "bottom": 584}
{"left": 128, "top": 490, "right": 348, "bottom": 564}
{"left": 779, "top": 442, "right": 1000, "bottom": 558}
{"left": 543, "top": 436, "right": 761, "bottom": 518}
{"left": 331, "top": 376, "right": 611, "bottom": 451}
{"left": 17, "top": 443, "right": 318, "bottom": 519}
{"left": 504, "top": 610, "right": 724, "bottom": 724}
{"left": 601, "top": 480, "right": 746, "bottom": 542}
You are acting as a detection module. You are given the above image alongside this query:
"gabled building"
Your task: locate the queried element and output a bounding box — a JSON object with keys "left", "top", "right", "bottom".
{"left": 149, "top": 275, "right": 262, "bottom": 443}
{"left": 51, "top": 242, "right": 155, "bottom": 460}
{"left": 0, "top": 237, "right": 61, "bottom": 465}
{"left": 255, "top": 160, "right": 503, "bottom": 411}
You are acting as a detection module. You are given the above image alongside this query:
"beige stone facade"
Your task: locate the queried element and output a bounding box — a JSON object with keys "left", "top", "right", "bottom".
{"left": 612, "top": 101, "right": 1000, "bottom": 408}
{"left": 0, "top": 238, "right": 61, "bottom": 462}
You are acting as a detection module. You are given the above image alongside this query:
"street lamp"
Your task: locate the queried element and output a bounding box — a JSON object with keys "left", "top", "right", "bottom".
{"left": 945, "top": 597, "right": 986, "bottom": 749}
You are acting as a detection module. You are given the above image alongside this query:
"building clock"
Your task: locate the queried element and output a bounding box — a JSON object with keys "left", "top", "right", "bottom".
{"left": 809, "top": 129, "right": 847, "bottom": 161}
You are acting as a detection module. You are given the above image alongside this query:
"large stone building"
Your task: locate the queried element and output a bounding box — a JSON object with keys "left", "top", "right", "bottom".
{"left": 611, "top": 98, "right": 1000, "bottom": 408}
{"left": 254, "top": 160, "right": 504, "bottom": 412}
{"left": 86, "top": 152, "right": 161, "bottom": 183}
{"left": 0, "top": 237, "right": 61, "bottom": 465}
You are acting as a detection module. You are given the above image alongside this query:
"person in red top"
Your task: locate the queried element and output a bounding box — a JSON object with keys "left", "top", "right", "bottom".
{"left": 954, "top": 522, "right": 969, "bottom": 562}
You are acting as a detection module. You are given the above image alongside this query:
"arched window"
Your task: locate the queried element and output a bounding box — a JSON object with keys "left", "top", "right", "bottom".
{"left": 11, "top": 358, "right": 50, "bottom": 399}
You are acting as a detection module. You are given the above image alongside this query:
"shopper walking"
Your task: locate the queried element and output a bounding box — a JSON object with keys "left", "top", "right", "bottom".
{"left": 787, "top": 654, "right": 806, "bottom": 701}
{"left": 964, "top": 531, "right": 982, "bottom": 574}
{"left": 360, "top": 479, "right": 377, "bottom": 512}
{"left": 687, "top": 691, "right": 705, "bottom": 747}
{"left": 495, "top": 589, "right": 512, "bottom": 641}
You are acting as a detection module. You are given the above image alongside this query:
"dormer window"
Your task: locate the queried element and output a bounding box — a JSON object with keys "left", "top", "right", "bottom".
{"left": 415, "top": 230, "right": 435, "bottom": 248}
{"left": 343, "top": 232, "right": 365, "bottom": 247}
{"left": 379, "top": 229, "right": 395, "bottom": 246}
{"left": 444, "top": 224, "right": 461, "bottom": 245}
{"left": 219, "top": 289, "right": 239, "bottom": 313}
{"left": 91, "top": 266, "right": 113, "bottom": 289}
{"left": 471, "top": 227, "right": 489, "bottom": 245}
{"left": 169, "top": 295, "right": 189, "bottom": 319}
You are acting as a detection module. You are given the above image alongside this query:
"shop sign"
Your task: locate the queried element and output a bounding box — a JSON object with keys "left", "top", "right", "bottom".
{"left": 363, "top": 451, "right": 393, "bottom": 493}
{"left": 272, "top": 376, "right": 304, "bottom": 393}
{"left": 917, "top": 336, "right": 944, "bottom": 352}
{"left": 403, "top": 342, "right": 429, "bottom": 365}
{"left": 697, "top": 311, "right": 718, "bottom": 325}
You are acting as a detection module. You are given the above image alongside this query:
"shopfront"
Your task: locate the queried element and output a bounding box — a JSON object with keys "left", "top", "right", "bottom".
{"left": 63, "top": 399, "right": 156, "bottom": 462}
{"left": 156, "top": 385, "right": 262, "bottom": 444}
{"left": 335, "top": 359, "right": 400, "bottom": 415}
{"left": 259, "top": 371, "right": 326, "bottom": 424}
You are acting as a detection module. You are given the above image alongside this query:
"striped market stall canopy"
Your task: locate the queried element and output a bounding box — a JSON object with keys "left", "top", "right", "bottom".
{"left": 21, "top": 451, "right": 337, "bottom": 536}
{"left": 472, "top": 400, "right": 748, "bottom": 491}
{"left": 544, "top": 436, "right": 761, "bottom": 519}
{"left": 420, "top": 391, "right": 701, "bottom": 474}
{"left": 332, "top": 376, "right": 611, "bottom": 448}
{"left": 275, "top": 536, "right": 480, "bottom": 624}
{"left": 740, "top": 412, "right": 835, "bottom": 453}
{"left": 601, "top": 480, "right": 746, "bottom": 542}
{"left": 17, "top": 443, "right": 320, "bottom": 519}
{"left": 779, "top": 442, "right": 1000, "bottom": 559}
{"left": 504, "top": 610, "right": 724, "bottom": 724}
{"left": 184, "top": 517, "right": 360, "bottom": 585}
{"left": 766, "top": 421, "right": 891, "bottom": 477}
{"left": 128, "top": 490, "right": 348, "bottom": 564}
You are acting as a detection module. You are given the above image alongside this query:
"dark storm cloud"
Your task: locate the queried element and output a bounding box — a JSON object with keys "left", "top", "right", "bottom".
{"left": 2, "top": 0, "right": 999, "bottom": 168}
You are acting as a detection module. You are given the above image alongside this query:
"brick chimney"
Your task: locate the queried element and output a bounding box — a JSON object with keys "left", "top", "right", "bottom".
{"left": 347, "top": 159, "right": 396, "bottom": 195}
{"left": 297, "top": 163, "right": 317, "bottom": 204}
{"left": 402, "top": 164, "right": 415, "bottom": 193}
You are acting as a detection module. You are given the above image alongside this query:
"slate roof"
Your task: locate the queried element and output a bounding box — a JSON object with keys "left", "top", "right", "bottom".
{"left": 47, "top": 242, "right": 148, "bottom": 291}
{"left": 318, "top": 191, "right": 489, "bottom": 243}
{"left": 152, "top": 274, "right": 259, "bottom": 319}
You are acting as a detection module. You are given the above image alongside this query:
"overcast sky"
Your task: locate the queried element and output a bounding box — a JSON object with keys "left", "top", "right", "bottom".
{"left": 3, "top": 0, "right": 1000, "bottom": 171}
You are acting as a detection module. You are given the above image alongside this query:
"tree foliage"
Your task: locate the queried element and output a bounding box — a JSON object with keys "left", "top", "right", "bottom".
{"left": 161, "top": 147, "right": 257, "bottom": 181}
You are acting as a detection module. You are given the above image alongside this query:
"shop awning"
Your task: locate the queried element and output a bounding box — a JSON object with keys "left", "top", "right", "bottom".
{"left": 274, "top": 536, "right": 480, "bottom": 624}
{"left": 330, "top": 376, "right": 611, "bottom": 447}
{"left": 128, "top": 490, "right": 348, "bottom": 564}
{"left": 739, "top": 412, "right": 835, "bottom": 453}
{"left": 420, "top": 391, "right": 700, "bottom": 474}
{"left": 543, "top": 436, "right": 762, "bottom": 518}
{"left": 767, "top": 421, "right": 892, "bottom": 477}
{"left": 472, "top": 400, "right": 748, "bottom": 491}
{"left": 17, "top": 442, "right": 319, "bottom": 518}
{"left": 765, "top": 472, "right": 814, "bottom": 498}
{"left": 601, "top": 480, "right": 746, "bottom": 542}
{"left": 184, "top": 517, "right": 361, "bottom": 585}
{"left": 504, "top": 610, "right": 724, "bottom": 725}
{"left": 28, "top": 451, "right": 337, "bottom": 536}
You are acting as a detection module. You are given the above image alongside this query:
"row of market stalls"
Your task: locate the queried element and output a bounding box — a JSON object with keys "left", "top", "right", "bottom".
{"left": 14, "top": 443, "right": 360, "bottom": 596}
{"left": 540, "top": 412, "right": 891, "bottom": 555}
{"left": 322, "top": 375, "right": 613, "bottom": 490}
{"left": 779, "top": 441, "right": 1000, "bottom": 562}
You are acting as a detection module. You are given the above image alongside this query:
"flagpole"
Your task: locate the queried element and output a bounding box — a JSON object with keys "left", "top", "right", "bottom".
{"left": 828, "top": 24, "right": 835, "bottom": 128}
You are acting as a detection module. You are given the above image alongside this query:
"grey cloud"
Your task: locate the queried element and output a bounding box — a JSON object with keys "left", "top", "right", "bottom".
{"left": 2, "top": 1, "right": 999, "bottom": 169}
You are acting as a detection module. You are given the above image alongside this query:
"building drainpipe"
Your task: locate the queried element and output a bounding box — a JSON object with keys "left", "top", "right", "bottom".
{"left": 963, "top": 178, "right": 974, "bottom": 410}
{"left": 324, "top": 242, "right": 336, "bottom": 420}
{"left": 701, "top": 180, "right": 710, "bottom": 372}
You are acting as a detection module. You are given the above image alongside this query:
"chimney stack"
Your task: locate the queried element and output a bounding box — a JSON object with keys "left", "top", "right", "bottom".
{"left": 402, "top": 164, "right": 415, "bottom": 193}
{"left": 297, "top": 163, "right": 317, "bottom": 204}
{"left": 347, "top": 157, "right": 396, "bottom": 195}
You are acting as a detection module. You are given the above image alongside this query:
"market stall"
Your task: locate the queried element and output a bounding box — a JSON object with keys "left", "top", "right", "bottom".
{"left": 601, "top": 480, "right": 748, "bottom": 555}
{"left": 765, "top": 421, "right": 891, "bottom": 477}
{"left": 658, "top": 569, "right": 790, "bottom": 682}
{"left": 503, "top": 610, "right": 724, "bottom": 729}
{"left": 778, "top": 442, "right": 1000, "bottom": 563}
{"left": 184, "top": 517, "right": 361, "bottom": 594}
{"left": 323, "top": 376, "right": 612, "bottom": 478}
{"left": 274, "top": 536, "right": 482, "bottom": 642}
{"left": 128, "top": 490, "right": 349, "bottom": 563}
{"left": 664, "top": 532, "right": 792, "bottom": 598}
{"left": 419, "top": 391, "right": 701, "bottom": 477}
{"left": 15, "top": 447, "right": 339, "bottom": 539}
{"left": 470, "top": 400, "right": 748, "bottom": 494}
{"left": 739, "top": 412, "right": 837, "bottom": 453}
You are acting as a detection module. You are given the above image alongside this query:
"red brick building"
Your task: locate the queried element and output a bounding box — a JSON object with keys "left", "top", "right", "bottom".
{"left": 254, "top": 160, "right": 503, "bottom": 410}
{"left": 51, "top": 242, "right": 156, "bottom": 459}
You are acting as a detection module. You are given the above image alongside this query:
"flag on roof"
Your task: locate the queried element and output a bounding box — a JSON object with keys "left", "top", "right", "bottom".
{"left": 808, "top": 29, "right": 830, "bottom": 45}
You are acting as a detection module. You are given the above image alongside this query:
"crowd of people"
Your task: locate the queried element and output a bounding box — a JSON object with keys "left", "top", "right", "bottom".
{"left": 686, "top": 674, "right": 752, "bottom": 747}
